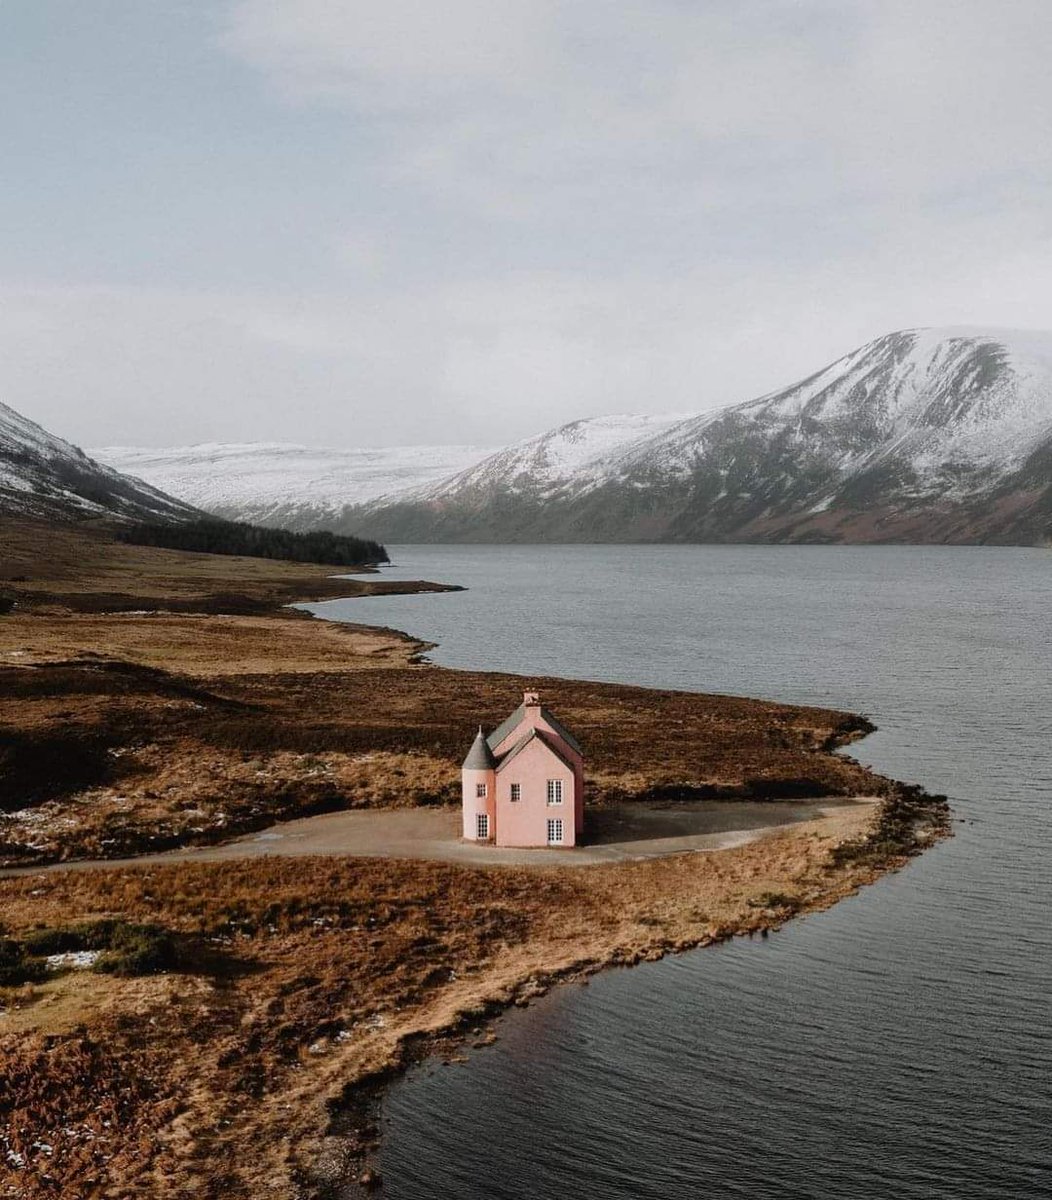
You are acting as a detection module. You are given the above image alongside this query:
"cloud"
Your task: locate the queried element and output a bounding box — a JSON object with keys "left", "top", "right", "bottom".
{"left": 3, "top": 3, "right": 1052, "bottom": 450}
{"left": 6, "top": 206, "right": 1052, "bottom": 451}
{"left": 221, "top": 0, "right": 566, "bottom": 108}
{"left": 222, "top": 0, "right": 1052, "bottom": 224}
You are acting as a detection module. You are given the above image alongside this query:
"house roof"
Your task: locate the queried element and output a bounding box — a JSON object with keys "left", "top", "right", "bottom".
{"left": 485, "top": 704, "right": 526, "bottom": 752}
{"left": 495, "top": 726, "right": 577, "bottom": 774}
{"left": 462, "top": 726, "right": 496, "bottom": 770}
{"left": 486, "top": 704, "right": 583, "bottom": 757}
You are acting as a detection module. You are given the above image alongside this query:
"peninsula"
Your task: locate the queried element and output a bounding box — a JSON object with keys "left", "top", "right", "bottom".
{"left": 0, "top": 520, "right": 949, "bottom": 1198}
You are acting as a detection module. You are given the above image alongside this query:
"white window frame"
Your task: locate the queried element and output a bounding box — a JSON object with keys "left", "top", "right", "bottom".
{"left": 546, "top": 779, "right": 563, "bottom": 806}
{"left": 476, "top": 782, "right": 487, "bottom": 799}
{"left": 509, "top": 783, "right": 521, "bottom": 802}
{"left": 546, "top": 818, "right": 564, "bottom": 845}
{"left": 476, "top": 813, "right": 489, "bottom": 840}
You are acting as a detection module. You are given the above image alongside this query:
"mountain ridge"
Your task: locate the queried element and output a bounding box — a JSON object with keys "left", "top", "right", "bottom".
{"left": 96, "top": 327, "right": 1052, "bottom": 545}
{"left": 349, "top": 326, "right": 1052, "bottom": 545}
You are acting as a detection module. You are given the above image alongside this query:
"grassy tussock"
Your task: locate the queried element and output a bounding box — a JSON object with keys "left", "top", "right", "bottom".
{"left": 0, "top": 920, "right": 181, "bottom": 986}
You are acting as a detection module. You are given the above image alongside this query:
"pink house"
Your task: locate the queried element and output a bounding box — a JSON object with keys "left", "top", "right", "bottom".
{"left": 462, "top": 691, "right": 585, "bottom": 848}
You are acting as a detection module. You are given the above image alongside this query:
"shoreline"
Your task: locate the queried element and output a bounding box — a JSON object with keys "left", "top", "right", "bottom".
{"left": 236, "top": 601, "right": 949, "bottom": 1198}
{"left": 0, "top": 520, "right": 952, "bottom": 1199}
{"left": 308, "top": 774, "right": 949, "bottom": 1197}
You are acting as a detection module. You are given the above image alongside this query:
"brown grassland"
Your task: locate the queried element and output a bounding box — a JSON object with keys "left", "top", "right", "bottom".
{"left": 0, "top": 518, "right": 949, "bottom": 1198}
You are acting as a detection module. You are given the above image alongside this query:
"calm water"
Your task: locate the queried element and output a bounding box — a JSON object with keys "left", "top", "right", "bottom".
{"left": 306, "top": 545, "right": 1052, "bottom": 1200}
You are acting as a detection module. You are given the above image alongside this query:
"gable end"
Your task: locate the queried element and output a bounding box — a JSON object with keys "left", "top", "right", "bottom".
{"left": 495, "top": 727, "right": 577, "bottom": 773}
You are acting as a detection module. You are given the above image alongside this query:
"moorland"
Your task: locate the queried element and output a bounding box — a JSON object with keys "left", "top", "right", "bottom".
{"left": 0, "top": 518, "right": 948, "bottom": 1198}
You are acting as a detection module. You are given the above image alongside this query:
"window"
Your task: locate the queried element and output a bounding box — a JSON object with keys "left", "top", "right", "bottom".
{"left": 546, "top": 818, "right": 564, "bottom": 845}
{"left": 476, "top": 813, "right": 489, "bottom": 840}
{"left": 476, "top": 782, "right": 487, "bottom": 799}
{"left": 546, "top": 779, "right": 563, "bottom": 805}
{"left": 510, "top": 783, "right": 521, "bottom": 802}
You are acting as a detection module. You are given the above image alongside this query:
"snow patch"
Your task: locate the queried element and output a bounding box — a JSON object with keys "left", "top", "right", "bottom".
{"left": 45, "top": 951, "right": 101, "bottom": 970}
{"left": 91, "top": 441, "right": 491, "bottom": 519}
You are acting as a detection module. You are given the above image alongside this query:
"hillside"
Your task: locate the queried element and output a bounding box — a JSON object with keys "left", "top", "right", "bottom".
{"left": 348, "top": 328, "right": 1052, "bottom": 545}
{"left": 1, "top": 400, "right": 197, "bottom": 524}
{"left": 91, "top": 441, "right": 488, "bottom": 532}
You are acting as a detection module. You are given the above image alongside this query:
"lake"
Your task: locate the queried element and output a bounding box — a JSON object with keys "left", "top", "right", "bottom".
{"left": 305, "top": 544, "right": 1052, "bottom": 1200}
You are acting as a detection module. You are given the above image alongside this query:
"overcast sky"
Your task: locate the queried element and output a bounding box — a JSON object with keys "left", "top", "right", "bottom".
{"left": 3, "top": 1, "right": 1052, "bottom": 450}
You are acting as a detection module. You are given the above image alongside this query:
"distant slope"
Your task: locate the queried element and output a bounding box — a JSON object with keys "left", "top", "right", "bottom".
{"left": 91, "top": 442, "right": 488, "bottom": 532}
{"left": 392, "top": 413, "right": 689, "bottom": 503}
{"left": 347, "top": 328, "right": 1052, "bottom": 545}
{"left": 1, "top": 401, "right": 197, "bottom": 524}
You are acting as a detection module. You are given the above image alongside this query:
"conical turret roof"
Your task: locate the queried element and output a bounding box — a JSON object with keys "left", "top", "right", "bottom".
{"left": 462, "top": 725, "right": 496, "bottom": 770}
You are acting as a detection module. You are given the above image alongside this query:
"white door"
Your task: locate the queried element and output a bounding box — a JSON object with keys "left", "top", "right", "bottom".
{"left": 476, "top": 813, "right": 489, "bottom": 840}
{"left": 546, "top": 818, "right": 563, "bottom": 845}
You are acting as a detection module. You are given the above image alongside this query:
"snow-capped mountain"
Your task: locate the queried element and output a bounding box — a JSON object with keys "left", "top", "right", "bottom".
{"left": 349, "top": 328, "right": 1052, "bottom": 545}
{"left": 395, "top": 413, "right": 689, "bottom": 503}
{"left": 80, "top": 328, "right": 1052, "bottom": 544}
{"left": 0, "top": 400, "right": 197, "bottom": 524}
{"left": 91, "top": 442, "right": 489, "bottom": 532}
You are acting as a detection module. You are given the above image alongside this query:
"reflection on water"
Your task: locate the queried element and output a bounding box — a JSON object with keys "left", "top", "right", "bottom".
{"left": 306, "top": 545, "right": 1052, "bottom": 1200}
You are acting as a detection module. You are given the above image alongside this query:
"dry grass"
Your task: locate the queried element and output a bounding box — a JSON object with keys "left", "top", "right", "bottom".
{"left": 0, "top": 611, "right": 423, "bottom": 675}
{"left": 0, "top": 517, "right": 456, "bottom": 613}
{"left": 1, "top": 745, "right": 461, "bottom": 864}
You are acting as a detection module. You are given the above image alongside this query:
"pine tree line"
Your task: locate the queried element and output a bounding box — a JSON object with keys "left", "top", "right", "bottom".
{"left": 115, "top": 517, "right": 389, "bottom": 567}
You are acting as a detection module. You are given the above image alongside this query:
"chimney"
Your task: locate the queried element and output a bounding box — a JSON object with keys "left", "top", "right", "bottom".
{"left": 523, "top": 690, "right": 540, "bottom": 710}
